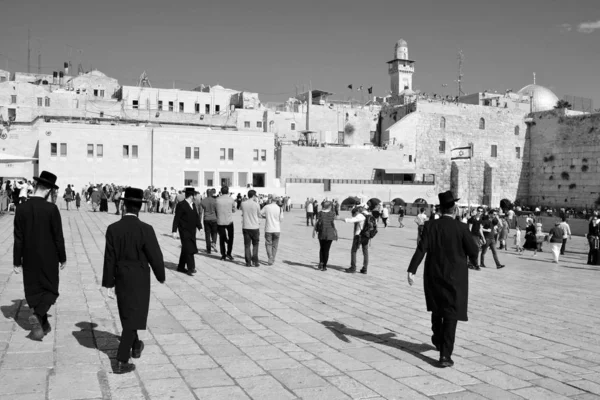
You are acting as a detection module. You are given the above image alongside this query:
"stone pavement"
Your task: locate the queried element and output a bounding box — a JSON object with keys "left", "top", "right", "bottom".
{"left": 0, "top": 204, "right": 599, "bottom": 400}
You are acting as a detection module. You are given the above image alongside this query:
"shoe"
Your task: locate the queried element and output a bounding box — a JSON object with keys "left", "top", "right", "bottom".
{"left": 497, "top": 265, "right": 505, "bottom": 269}
{"left": 439, "top": 356, "right": 454, "bottom": 368}
{"left": 267, "top": 261, "right": 274, "bottom": 266}
{"left": 186, "top": 269, "right": 196, "bottom": 275}
{"left": 28, "top": 314, "right": 45, "bottom": 341}
{"left": 253, "top": 262, "right": 260, "bottom": 267}
{"left": 473, "top": 266, "right": 481, "bottom": 271}
{"left": 359, "top": 268, "right": 367, "bottom": 274}
{"left": 176, "top": 267, "right": 187, "bottom": 273}
{"left": 246, "top": 263, "right": 252, "bottom": 267}
{"left": 345, "top": 268, "right": 356, "bottom": 273}
{"left": 220, "top": 256, "right": 227, "bottom": 261}
{"left": 322, "top": 266, "right": 327, "bottom": 271}
{"left": 132, "top": 341, "right": 144, "bottom": 359}
{"left": 42, "top": 322, "right": 52, "bottom": 335}
{"left": 226, "top": 255, "right": 234, "bottom": 261}
{"left": 318, "top": 263, "right": 323, "bottom": 270}
{"left": 114, "top": 360, "right": 136, "bottom": 374}
{"left": 480, "top": 264, "right": 487, "bottom": 268}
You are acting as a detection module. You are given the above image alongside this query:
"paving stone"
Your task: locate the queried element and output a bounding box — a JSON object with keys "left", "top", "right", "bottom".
{"left": 400, "top": 374, "right": 464, "bottom": 396}
{"left": 466, "top": 383, "right": 526, "bottom": 400}
{"left": 0, "top": 368, "right": 48, "bottom": 395}
{"left": 180, "top": 368, "right": 235, "bottom": 388}
{"left": 170, "top": 354, "right": 218, "bottom": 370}
{"left": 471, "top": 369, "right": 532, "bottom": 390}
{"left": 143, "top": 378, "right": 196, "bottom": 400}
{"left": 193, "top": 386, "right": 251, "bottom": 400}
{"left": 270, "top": 366, "right": 328, "bottom": 390}
{"left": 293, "top": 385, "right": 352, "bottom": 400}
{"left": 237, "top": 375, "right": 297, "bottom": 400}
{"left": 326, "top": 375, "right": 380, "bottom": 399}
{"left": 48, "top": 371, "right": 102, "bottom": 400}
{"left": 511, "top": 386, "right": 571, "bottom": 399}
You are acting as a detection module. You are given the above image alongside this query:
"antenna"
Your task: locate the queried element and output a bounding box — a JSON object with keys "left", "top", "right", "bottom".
{"left": 533, "top": 72, "right": 536, "bottom": 85}
{"left": 456, "top": 50, "right": 465, "bottom": 98}
{"left": 27, "top": 28, "right": 31, "bottom": 73}
{"left": 138, "top": 71, "right": 152, "bottom": 88}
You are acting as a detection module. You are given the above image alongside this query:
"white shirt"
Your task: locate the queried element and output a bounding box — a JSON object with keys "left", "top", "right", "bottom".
{"left": 559, "top": 221, "right": 571, "bottom": 238}
{"left": 382, "top": 207, "right": 389, "bottom": 218}
{"left": 345, "top": 212, "right": 366, "bottom": 236}
{"left": 261, "top": 203, "right": 284, "bottom": 233}
{"left": 306, "top": 203, "right": 314, "bottom": 213}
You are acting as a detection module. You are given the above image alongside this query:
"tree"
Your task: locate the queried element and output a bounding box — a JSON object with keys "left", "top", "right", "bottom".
{"left": 554, "top": 100, "right": 572, "bottom": 110}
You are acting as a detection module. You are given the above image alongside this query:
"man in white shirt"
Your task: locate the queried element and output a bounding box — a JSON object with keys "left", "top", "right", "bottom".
{"left": 414, "top": 208, "right": 429, "bottom": 245}
{"left": 261, "top": 197, "right": 284, "bottom": 265}
{"left": 306, "top": 199, "right": 314, "bottom": 227}
{"left": 337, "top": 205, "right": 370, "bottom": 274}
{"left": 559, "top": 216, "right": 572, "bottom": 255}
{"left": 240, "top": 190, "right": 262, "bottom": 267}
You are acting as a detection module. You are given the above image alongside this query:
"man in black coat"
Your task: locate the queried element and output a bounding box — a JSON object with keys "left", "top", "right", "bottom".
{"left": 13, "top": 171, "right": 66, "bottom": 341}
{"left": 407, "top": 191, "right": 478, "bottom": 368}
{"left": 102, "top": 187, "right": 165, "bottom": 374}
{"left": 172, "top": 187, "right": 202, "bottom": 275}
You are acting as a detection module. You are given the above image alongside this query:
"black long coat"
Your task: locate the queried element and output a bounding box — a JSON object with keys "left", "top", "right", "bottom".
{"left": 13, "top": 197, "right": 67, "bottom": 310}
{"left": 102, "top": 216, "right": 165, "bottom": 330}
{"left": 172, "top": 200, "right": 202, "bottom": 254}
{"left": 408, "top": 216, "right": 478, "bottom": 321}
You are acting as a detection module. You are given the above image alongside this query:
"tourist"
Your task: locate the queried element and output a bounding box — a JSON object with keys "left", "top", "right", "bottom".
{"left": 169, "top": 188, "right": 177, "bottom": 214}
{"left": 75, "top": 192, "right": 81, "bottom": 211}
{"left": 153, "top": 189, "right": 160, "bottom": 213}
{"left": 200, "top": 189, "right": 218, "bottom": 254}
{"left": 17, "top": 179, "right": 28, "bottom": 205}
{"left": 498, "top": 215, "right": 509, "bottom": 250}
{"left": 113, "top": 186, "right": 122, "bottom": 215}
{"left": 100, "top": 186, "right": 109, "bottom": 212}
{"left": 261, "top": 196, "right": 284, "bottom": 265}
{"left": 371, "top": 201, "right": 382, "bottom": 223}
{"left": 215, "top": 185, "right": 236, "bottom": 261}
{"left": 480, "top": 214, "right": 506, "bottom": 269}
{"left": 0, "top": 181, "right": 8, "bottom": 214}
{"left": 313, "top": 200, "right": 337, "bottom": 271}
{"left": 306, "top": 198, "right": 314, "bottom": 226}
{"left": 397, "top": 206, "right": 405, "bottom": 228}
{"left": 236, "top": 193, "right": 243, "bottom": 210}
{"left": 523, "top": 220, "right": 536, "bottom": 251}
{"left": 514, "top": 226, "right": 524, "bottom": 253}
{"left": 63, "top": 184, "right": 73, "bottom": 211}
{"left": 467, "top": 208, "right": 485, "bottom": 270}
{"left": 507, "top": 207, "right": 516, "bottom": 229}
{"left": 559, "top": 216, "right": 572, "bottom": 255}
{"left": 548, "top": 221, "right": 565, "bottom": 264}
{"left": 415, "top": 208, "right": 429, "bottom": 245}
{"left": 13, "top": 171, "right": 66, "bottom": 341}
{"left": 172, "top": 187, "right": 202, "bottom": 275}
{"left": 587, "top": 215, "right": 600, "bottom": 265}
{"left": 533, "top": 223, "right": 545, "bottom": 256}
{"left": 381, "top": 204, "right": 389, "bottom": 228}
{"left": 407, "top": 191, "right": 478, "bottom": 368}
{"left": 102, "top": 187, "right": 165, "bottom": 374}
{"left": 336, "top": 203, "right": 371, "bottom": 274}
{"left": 241, "top": 190, "right": 262, "bottom": 267}
{"left": 160, "top": 187, "right": 170, "bottom": 213}
{"left": 91, "top": 186, "right": 101, "bottom": 212}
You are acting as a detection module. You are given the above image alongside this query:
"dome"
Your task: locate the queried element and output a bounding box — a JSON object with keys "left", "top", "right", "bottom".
{"left": 517, "top": 84, "right": 559, "bottom": 112}
{"left": 396, "top": 39, "right": 407, "bottom": 48}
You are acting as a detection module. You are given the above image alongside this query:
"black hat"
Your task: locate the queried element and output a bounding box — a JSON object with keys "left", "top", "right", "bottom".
{"left": 122, "top": 187, "right": 145, "bottom": 202}
{"left": 438, "top": 191, "right": 460, "bottom": 207}
{"left": 33, "top": 170, "right": 59, "bottom": 190}
{"left": 184, "top": 187, "right": 196, "bottom": 196}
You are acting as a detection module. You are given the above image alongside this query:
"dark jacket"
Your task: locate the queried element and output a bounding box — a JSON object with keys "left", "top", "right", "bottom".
{"left": 13, "top": 197, "right": 66, "bottom": 310}
{"left": 407, "top": 216, "right": 478, "bottom": 321}
{"left": 102, "top": 216, "right": 165, "bottom": 330}
{"left": 316, "top": 210, "right": 337, "bottom": 241}
{"left": 172, "top": 200, "right": 202, "bottom": 254}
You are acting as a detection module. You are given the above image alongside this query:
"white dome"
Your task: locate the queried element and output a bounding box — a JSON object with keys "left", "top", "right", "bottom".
{"left": 517, "top": 84, "right": 559, "bottom": 112}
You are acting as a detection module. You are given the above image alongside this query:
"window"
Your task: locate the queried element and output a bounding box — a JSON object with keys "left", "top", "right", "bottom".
{"left": 439, "top": 140, "right": 446, "bottom": 153}
{"left": 338, "top": 131, "right": 344, "bottom": 144}
{"left": 261, "top": 149, "right": 267, "bottom": 161}
{"left": 87, "top": 144, "right": 94, "bottom": 157}
{"left": 185, "top": 147, "right": 191, "bottom": 159}
{"left": 132, "top": 100, "right": 139, "bottom": 109}
{"left": 10, "top": 95, "right": 16, "bottom": 104}
{"left": 440, "top": 117, "right": 446, "bottom": 129}
{"left": 409, "top": 155, "right": 413, "bottom": 162}
{"left": 228, "top": 148, "right": 234, "bottom": 160}
{"left": 491, "top": 144, "right": 498, "bottom": 158}
{"left": 479, "top": 117, "right": 485, "bottom": 130}
{"left": 93, "top": 89, "right": 99, "bottom": 96}
{"left": 179, "top": 102, "right": 184, "bottom": 112}
{"left": 45, "top": 97, "right": 50, "bottom": 107}
{"left": 257, "top": 121, "right": 262, "bottom": 129}
{"left": 158, "top": 101, "right": 163, "bottom": 111}
{"left": 514, "top": 125, "right": 520, "bottom": 135}
{"left": 97, "top": 144, "right": 103, "bottom": 158}
{"left": 50, "top": 143, "right": 57, "bottom": 156}
{"left": 123, "top": 145, "right": 129, "bottom": 158}
{"left": 0, "top": 76, "right": 5, "bottom": 82}
{"left": 168, "top": 101, "right": 174, "bottom": 112}
{"left": 205, "top": 104, "right": 210, "bottom": 114}
{"left": 130, "top": 145, "right": 137, "bottom": 158}
{"left": 60, "top": 143, "right": 67, "bottom": 156}
{"left": 516, "top": 146, "right": 521, "bottom": 159}
{"left": 195, "top": 103, "right": 200, "bottom": 114}
{"left": 194, "top": 147, "right": 199, "bottom": 159}
{"left": 244, "top": 121, "right": 251, "bottom": 128}
{"left": 100, "top": 90, "right": 105, "bottom": 97}
{"left": 291, "top": 123, "right": 296, "bottom": 131}
{"left": 215, "top": 105, "right": 220, "bottom": 113}
{"left": 37, "top": 97, "right": 43, "bottom": 107}
{"left": 253, "top": 149, "right": 259, "bottom": 161}
{"left": 220, "top": 148, "right": 226, "bottom": 160}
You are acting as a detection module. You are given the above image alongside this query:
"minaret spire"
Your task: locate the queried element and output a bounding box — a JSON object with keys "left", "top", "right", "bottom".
{"left": 533, "top": 72, "right": 536, "bottom": 85}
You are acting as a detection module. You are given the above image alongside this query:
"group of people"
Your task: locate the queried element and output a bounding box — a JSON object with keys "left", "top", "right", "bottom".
{"left": 0, "top": 179, "right": 35, "bottom": 212}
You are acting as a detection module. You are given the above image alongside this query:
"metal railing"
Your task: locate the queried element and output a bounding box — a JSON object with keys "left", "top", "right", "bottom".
{"left": 285, "top": 178, "right": 434, "bottom": 185}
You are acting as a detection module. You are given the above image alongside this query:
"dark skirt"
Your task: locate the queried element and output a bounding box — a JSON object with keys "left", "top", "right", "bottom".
{"left": 523, "top": 233, "right": 537, "bottom": 250}
{"left": 100, "top": 199, "right": 109, "bottom": 212}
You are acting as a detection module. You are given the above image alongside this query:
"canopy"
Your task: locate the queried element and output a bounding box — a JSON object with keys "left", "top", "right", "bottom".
{"left": 0, "top": 153, "right": 38, "bottom": 163}
{"left": 341, "top": 196, "right": 361, "bottom": 206}
{"left": 368, "top": 198, "right": 381, "bottom": 205}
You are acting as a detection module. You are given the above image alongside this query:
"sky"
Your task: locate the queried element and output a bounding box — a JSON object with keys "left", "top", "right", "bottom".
{"left": 2, "top": 0, "right": 599, "bottom": 107}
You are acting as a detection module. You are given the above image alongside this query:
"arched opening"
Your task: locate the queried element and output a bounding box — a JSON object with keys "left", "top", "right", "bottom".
{"left": 514, "top": 125, "right": 520, "bottom": 135}
{"left": 440, "top": 116, "right": 446, "bottom": 129}
{"left": 413, "top": 198, "right": 427, "bottom": 205}
{"left": 479, "top": 118, "right": 485, "bottom": 130}
{"left": 391, "top": 197, "right": 406, "bottom": 206}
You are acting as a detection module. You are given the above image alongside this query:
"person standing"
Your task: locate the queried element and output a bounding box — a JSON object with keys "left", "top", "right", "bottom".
{"left": 559, "top": 216, "right": 572, "bottom": 255}
{"left": 306, "top": 198, "right": 314, "bottom": 226}
{"left": 200, "top": 189, "right": 218, "bottom": 254}
{"left": 587, "top": 216, "right": 600, "bottom": 265}
{"left": 397, "top": 206, "right": 405, "bottom": 228}
{"left": 261, "top": 197, "right": 284, "bottom": 265}
{"left": 215, "top": 186, "right": 236, "bottom": 261}
{"left": 336, "top": 204, "right": 371, "bottom": 274}
{"left": 113, "top": 186, "right": 122, "bottom": 215}
{"left": 102, "top": 187, "right": 165, "bottom": 374}
{"left": 240, "top": 190, "right": 262, "bottom": 267}
{"left": 414, "top": 208, "right": 429, "bottom": 245}
{"left": 479, "top": 214, "right": 506, "bottom": 269}
{"left": 63, "top": 184, "right": 73, "bottom": 211}
{"left": 467, "top": 208, "right": 485, "bottom": 271}
{"left": 381, "top": 204, "right": 389, "bottom": 228}
{"left": 313, "top": 200, "right": 337, "bottom": 271}
{"left": 407, "top": 191, "right": 479, "bottom": 368}
{"left": 75, "top": 192, "right": 81, "bottom": 211}
{"left": 172, "top": 188, "right": 202, "bottom": 275}
{"left": 13, "top": 171, "right": 66, "bottom": 341}
{"left": 548, "top": 221, "right": 564, "bottom": 264}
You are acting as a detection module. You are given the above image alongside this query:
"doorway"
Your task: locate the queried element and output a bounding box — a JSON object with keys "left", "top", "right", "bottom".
{"left": 252, "top": 173, "right": 265, "bottom": 188}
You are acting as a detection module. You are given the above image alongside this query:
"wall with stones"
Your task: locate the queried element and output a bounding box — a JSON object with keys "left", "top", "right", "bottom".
{"left": 528, "top": 110, "right": 600, "bottom": 208}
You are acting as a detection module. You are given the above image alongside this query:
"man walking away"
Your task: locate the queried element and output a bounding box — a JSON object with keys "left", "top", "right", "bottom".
{"left": 397, "top": 206, "right": 405, "bottom": 228}
{"left": 215, "top": 186, "right": 236, "bottom": 261}
{"left": 407, "top": 191, "right": 479, "bottom": 368}
{"left": 381, "top": 204, "right": 390, "bottom": 228}
{"left": 201, "top": 189, "right": 218, "bottom": 254}
{"left": 559, "top": 216, "right": 571, "bottom": 255}
{"left": 13, "top": 171, "right": 66, "bottom": 341}
{"left": 102, "top": 187, "right": 165, "bottom": 374}
{"left": 415, "top": 208, "right": 428, "bottom": 245}
{"left": 548, "top": 221, "right": 565, "bottom": 264}
{"left": 172, "top": 188, "right": 202, "bottom": 275}
{"left": 480, "top": 214, "right": 506, "bottom": 269}
{"left": 241, "top": 190, "right": 262, "bottom": 267}
{"left": 161, "top": 187, "right": 170, "bottom": 213}
{"left": 467, "top": 208, "right": 485, "bottom": 271}
{"left": 261, "top": 196, "right": 284, "bottom": 265}
{"left": 306, "top": 199, "right": 314, "bottom": 226}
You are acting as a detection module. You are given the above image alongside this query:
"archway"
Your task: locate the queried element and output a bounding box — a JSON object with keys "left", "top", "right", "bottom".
{"left": 391, "top": 197, "right": 406, "bottom": 206}
{"left": 413, "top": 198, "right": 427, "bottom": 205}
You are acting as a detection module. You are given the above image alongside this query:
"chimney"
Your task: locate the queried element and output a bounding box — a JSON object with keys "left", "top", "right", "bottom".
{"left": 59, "top": 71, "right": 64, "bottom": 85}
{"left": 64, "top": 62, "right": 69, "bottom": 76}
{"left": 52, "top": 71, "right": 58, "bottom": 84}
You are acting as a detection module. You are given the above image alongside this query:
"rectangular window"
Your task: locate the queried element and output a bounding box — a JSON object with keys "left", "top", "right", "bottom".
{"left": 261, "top": 149, "right": 267, "bottom": 161}
{"left": 257, "top": 121, "right": 262, "bottom": 128}
{"left": 185, "top": 146, "right": 191, "bottom": 159}
{"left": 195, "top": 103, "right": 200, "bottom": 114}
{"left": 132, "top": 145, "right": 138, "bottom": 159}
{"left": 215, "top": 105, "right": 220, "bottom": 113}
{"left": 97, "top": 144, "right": 103, "bottom": 158}
{"left": 228, "top": 148, "right": 234, "bottom": 160}
{"left": 50, "top": 143, "right": 57, "bottom": 156}
{"left": 516, "top": 146, "right": 521, "bottom": 159}
{"left": 60, "top": 143, "right": 67, "bottom": 156}
{"left": 37, "top": 97, "right": 43, "bottom": 107}
{"left": 87, "top": 144, "right": 94, "bottom": 157}
{"left": 338, "top": 131, "right": 344, "bottom": 144}
{"left": 491, "top": 144, "right": 498, "bottom": 158}
{"left": 194, "top": 147, "right": 200, "bottom": 159}
{"left": 100, "top": 90, "right": 105, "bottom": 97}
{"left": 0, "top": 77, "right": 6, "bottom": 82}
{"left": 253, "top": 149, "right": 259, "bottom": 161}
{"left": 179, "top": 102, "right": 184, "bottom": 112}
{"left": 158, "top": 101, "right": 163, "bottom": 111}
{"left": 45, "top": 97, "right": 50, "bottom": 107}
{"left": 205, "top": 104, "right": 210, "bottom": 114}
{"left": 220, "top": 148, "right": 226, "bottom": 160}
{"left": 168, "top": 101, "right": 174, "bottom": 112}
{"left": 291, "top": 123, "right": 296, "bottom": 130}
{"left": 244, "top": 121, "right": 251, "bottom": 128}
{"left": 439, "top": 140, "right": 446, "bottom": 153}
{"left": 93, "top": 89, "right": 99, "bottom": 96}
{"left": 123, "top": 145, "right": 129, "bottom": 158}
{"left": 10, "top": 95, "right": 16, "bottom": 104}
{"left": 408, "top": 155, "right": 413, "bottom": 162}
{"left": 132, "top": 100, "right": 139, "bottom": 109}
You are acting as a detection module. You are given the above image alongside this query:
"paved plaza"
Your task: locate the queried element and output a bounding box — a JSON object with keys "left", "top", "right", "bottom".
{"left": 0, "top": 204, "right": 600, "bottom": 400}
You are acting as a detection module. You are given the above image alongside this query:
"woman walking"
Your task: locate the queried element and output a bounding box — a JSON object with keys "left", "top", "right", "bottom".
{"left": 63, "top": 184, "right": 73, "bottom": 211}
{"left": 498, "top": 216, "right": 509, "bottom": 250}
{"left": 313, "top": 201, "right": 338, "bottom": 271}
{"left": 587, "top": 215, "right": 600, "bottom": 265}
{"left": 100, "top": 186, "right": 109, "bottom": 212}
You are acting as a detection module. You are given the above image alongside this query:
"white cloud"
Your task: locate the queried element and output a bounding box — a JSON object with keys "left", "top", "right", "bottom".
{"left": 558, "top": 23, "right": 572, "bottom": 32}
{"left": 577, "top": 20, "right": 600, "bottom": 33}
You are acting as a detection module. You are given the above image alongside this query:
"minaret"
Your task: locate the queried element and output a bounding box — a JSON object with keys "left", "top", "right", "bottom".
{"left": 387, "top": 39, "right": 415, "bottom": 96}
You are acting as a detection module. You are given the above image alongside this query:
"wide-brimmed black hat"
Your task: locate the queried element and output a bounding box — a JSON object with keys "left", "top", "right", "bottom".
{"left": 122, "top": 187, "right": 145, "bottom": 202}
{"left": 33, "top": 170, "right": 59, "bottom": 190}
{"left": 184, "top": 187, "right": 196, "bottom": 196}
{"left": 438, "top": 191, "right": 460, "bottom": 207}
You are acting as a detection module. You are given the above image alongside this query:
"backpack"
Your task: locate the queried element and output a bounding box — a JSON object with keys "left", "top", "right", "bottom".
{"left": 360, "top": 214, "right": 378, "bottom": 239}
{"left": 162, "top": 190, "right": 169, "bottom": 200}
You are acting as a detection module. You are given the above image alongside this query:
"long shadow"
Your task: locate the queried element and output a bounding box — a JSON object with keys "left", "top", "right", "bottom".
{"left": 560, "top": 265, "right": 600, "bottom": 271}
{"left": 321, "top": 321, "right": 440, "bottom": 367}
{"left": 283, "top": 260, "right": 347, "bottom": 272}
{"left": 72, "top": 322, "right": 120, "bottom": 371}
{"left": 1, "top": 299, "right": 30, "bottom": 331}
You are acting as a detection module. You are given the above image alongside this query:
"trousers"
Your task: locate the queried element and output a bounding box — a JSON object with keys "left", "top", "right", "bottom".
{"left": 218, "top": 223, "right": 234, "bottom": 257}
{"left": 480, "top": 237, "right": 501, "bottom": 267}
{"left": 243, "top": 229, "right": 260, "bottom": 265}
{"left": 117, "top": 329, "right": 140, "bottom": 362}
{"left": 560, "top": 238, "right": 567, "bottom": 255}
{"left": 204, "top": 220, "right": 218, "bottom": 252}
{"left": 551, "top": 243, "right": 561, "bottom": 262}
{"left": 178, "top": 249, "right": 196, "bottom": 272}
{"left": 264, "top": 232, "right": 280, "bottom": 263}
{"left": 350, "top": 235, "right": 369, "bottom": 270}
{"left": 319, "top": 239, "right": 333, "bottom": 266}
{"left": 431, "top": 314, "right": 458, "bottom": 358}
